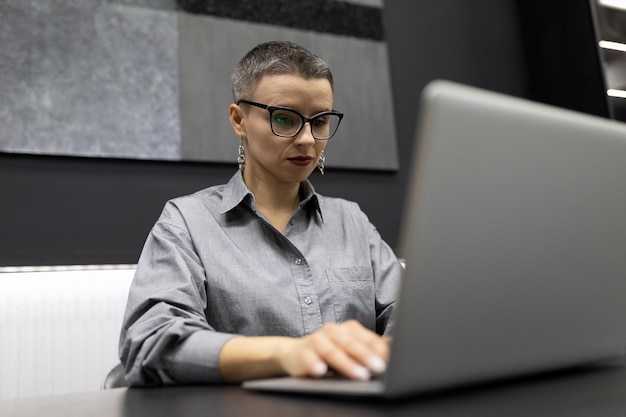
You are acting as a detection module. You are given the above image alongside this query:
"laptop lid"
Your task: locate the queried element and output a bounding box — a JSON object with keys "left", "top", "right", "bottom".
{"left": 385, "top": 80, "right": 626, "bottom": 397}
{"left": 244, "top": 80, "right": 626, "bottom": 398}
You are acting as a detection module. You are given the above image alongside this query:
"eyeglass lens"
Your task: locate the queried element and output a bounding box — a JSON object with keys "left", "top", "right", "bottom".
{"left": 271, "top": 109, "right": 341, "bottom": 140}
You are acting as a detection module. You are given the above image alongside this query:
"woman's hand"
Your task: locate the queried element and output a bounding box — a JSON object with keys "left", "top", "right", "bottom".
{"left": 276, "top": 320, "right": 389, "bottom": 381}
{"left": 219, "top": 320, "right": 389, "bottom": 382}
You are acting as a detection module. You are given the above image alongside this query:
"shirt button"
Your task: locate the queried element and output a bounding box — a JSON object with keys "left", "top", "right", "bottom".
{"left": 294, "top": 258, "right": 302, "bottom": 265}
{"left": 304, "top": 296, "right": 312, "bottom": 305}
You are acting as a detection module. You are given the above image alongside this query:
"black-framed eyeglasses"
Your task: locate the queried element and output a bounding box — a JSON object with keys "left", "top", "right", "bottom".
{"left": 237, "top": 99, "right": 344, "bottom": 140}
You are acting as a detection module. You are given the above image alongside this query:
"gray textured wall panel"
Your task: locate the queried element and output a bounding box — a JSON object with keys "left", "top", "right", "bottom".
{"left": 1, "top": 1, "right": 397, "bottom": 170}
{"left": 179, "top": 13, "right": 398, "bottom": 170}
{"left": 0, "top": 1, "right": 180, "bottom": 160}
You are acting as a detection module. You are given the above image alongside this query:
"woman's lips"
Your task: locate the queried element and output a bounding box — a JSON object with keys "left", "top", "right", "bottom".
{"left": 288, "top": 156, "right": 313, "bottom": 167}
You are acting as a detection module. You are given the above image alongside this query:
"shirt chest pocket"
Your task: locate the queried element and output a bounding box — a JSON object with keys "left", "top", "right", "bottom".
{"left": 325, "top": 266, "right": 376, "bottom": 331}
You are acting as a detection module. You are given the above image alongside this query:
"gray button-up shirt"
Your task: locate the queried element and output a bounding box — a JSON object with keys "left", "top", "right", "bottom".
{"left": 120, "top": 172, "right": 401, "bottom": 386}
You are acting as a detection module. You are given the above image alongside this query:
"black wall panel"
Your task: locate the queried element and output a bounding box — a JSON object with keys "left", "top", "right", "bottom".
{"left": 1, "top": 1, "right": 545, "bottom": 266}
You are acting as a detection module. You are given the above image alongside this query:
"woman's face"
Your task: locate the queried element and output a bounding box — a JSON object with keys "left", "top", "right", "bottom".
{"left": 232, "top": 74, "right": 333, "bottom": 188}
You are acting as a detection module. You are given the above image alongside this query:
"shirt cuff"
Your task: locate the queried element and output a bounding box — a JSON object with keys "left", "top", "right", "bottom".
{"left": 165, "top": 330, "right": 240, "bottom": 384}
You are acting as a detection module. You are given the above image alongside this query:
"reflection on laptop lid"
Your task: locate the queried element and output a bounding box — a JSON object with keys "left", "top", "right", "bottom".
{"left": 243, "top": 80, "right": 626, "bottom": 398}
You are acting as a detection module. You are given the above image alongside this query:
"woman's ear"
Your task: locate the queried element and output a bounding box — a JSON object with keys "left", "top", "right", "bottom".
{"left": 229, "top": 103, "right": 245, "bottom": 137}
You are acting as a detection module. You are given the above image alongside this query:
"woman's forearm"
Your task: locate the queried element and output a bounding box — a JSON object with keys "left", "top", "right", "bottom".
{"left": 219, "top": 336, "right": 296, "bottom": 382}
{"left": 218, "top": 321, "right": 389, "bottom": 383}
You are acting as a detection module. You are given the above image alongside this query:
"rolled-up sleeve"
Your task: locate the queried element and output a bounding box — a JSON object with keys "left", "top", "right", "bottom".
{"left": 119, "top": 203, "right": 238, "bottom": 386}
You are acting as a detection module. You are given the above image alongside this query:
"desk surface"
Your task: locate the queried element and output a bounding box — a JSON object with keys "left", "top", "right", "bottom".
{"left": 3, "top": 364, "right": 626, "bottom": 417}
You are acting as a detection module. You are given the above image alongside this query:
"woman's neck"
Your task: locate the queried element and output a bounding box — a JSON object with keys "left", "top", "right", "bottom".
{"left": 244, "top": 173, "right": 301, "bottom": 215}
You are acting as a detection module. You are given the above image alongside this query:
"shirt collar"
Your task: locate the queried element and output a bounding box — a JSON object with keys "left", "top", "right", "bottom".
{"left": 299, "top": 179, "right": 323, "bottom": 222}
{"left": 219, "top": 171, "right": 323, "bottom": 221}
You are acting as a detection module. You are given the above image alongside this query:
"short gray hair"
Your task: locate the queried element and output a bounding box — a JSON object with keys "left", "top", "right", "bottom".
{"left": 231, "top": 41, "right": 334, "bottom": 102}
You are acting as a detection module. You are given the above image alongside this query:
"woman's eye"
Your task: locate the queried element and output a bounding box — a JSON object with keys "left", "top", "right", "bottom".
{"left": 312, "top": 117, "right": 328, "bottom": 128}
{"left": 273, "top": 114, "right": 292, "bottom": 126}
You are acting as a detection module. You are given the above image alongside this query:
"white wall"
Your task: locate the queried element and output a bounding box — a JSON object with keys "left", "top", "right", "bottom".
{"left": 0, "top": 266, "right": 134, "bottom": 400}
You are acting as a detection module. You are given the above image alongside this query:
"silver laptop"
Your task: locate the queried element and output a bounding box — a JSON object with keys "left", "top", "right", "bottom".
{"left": 243, "top": 80, "right": 626, "bottom": 398}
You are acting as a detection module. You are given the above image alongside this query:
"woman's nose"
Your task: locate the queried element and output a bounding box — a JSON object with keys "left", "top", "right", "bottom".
{"left": 293, "top": 121, "right": 316, "bottom": 146}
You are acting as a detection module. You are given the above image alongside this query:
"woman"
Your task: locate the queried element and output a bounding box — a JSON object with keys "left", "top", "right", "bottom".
{"left": 119, "top": 41, "right": 402, "bottom": 385}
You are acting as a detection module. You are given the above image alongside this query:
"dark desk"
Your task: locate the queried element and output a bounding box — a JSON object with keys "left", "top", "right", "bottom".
{"left": 3, "top": 364, "right": 626, "bottom": 417}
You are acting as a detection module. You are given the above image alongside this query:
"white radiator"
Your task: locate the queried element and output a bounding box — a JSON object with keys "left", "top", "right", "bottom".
{"left": 0, "top": 266, "right": 135, "bottom": 400}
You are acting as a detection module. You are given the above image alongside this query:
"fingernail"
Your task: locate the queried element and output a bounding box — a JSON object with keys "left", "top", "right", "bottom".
{"left": 352, "top": 366, "right": 371, "bottom": 381}
{"left": 312, "top": 362, "right": 328, "bottom": 376}
{"left": 368, "top": 356, "right": 387, "bottom": 374}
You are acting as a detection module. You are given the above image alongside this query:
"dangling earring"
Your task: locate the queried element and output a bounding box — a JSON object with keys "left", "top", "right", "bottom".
{"left": 317, "top": 151, "right": 325, "bottom": 175}
{"left": 237, "top": 138, "right": 246, "bottom": 171}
